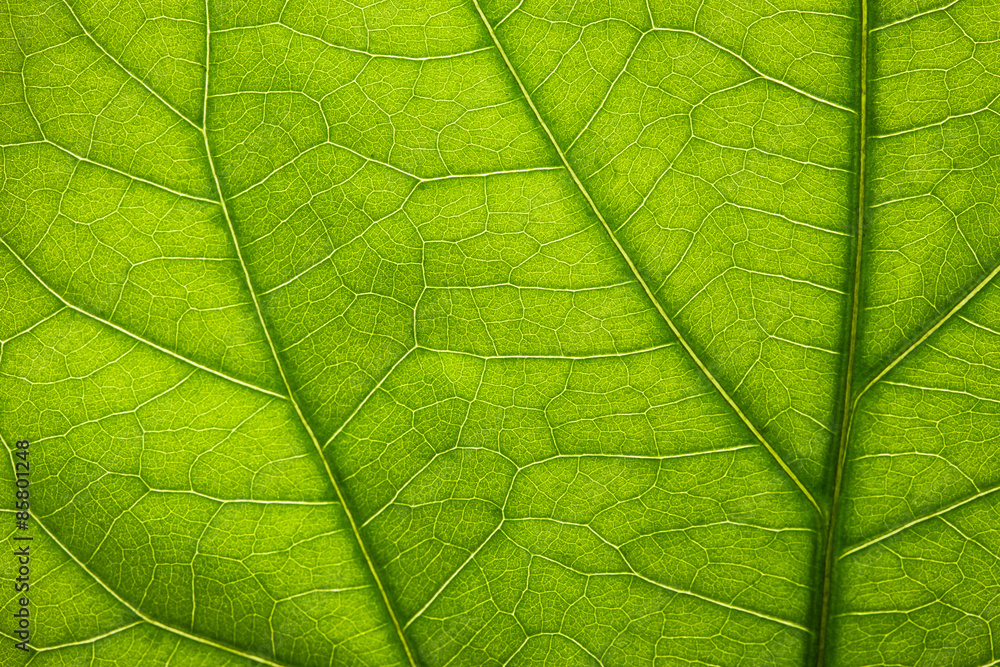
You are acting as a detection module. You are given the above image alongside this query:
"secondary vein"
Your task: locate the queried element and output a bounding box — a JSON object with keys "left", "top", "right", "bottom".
{"left": 853, "top": 260, "right": 1000, "bottom": 408}
{"left": 468, "top": 0, "right": 821, "bottom": 517}
{"left": 0, "top": 236, "right": 287, "bottom": 401}
{"left": 198, "top": 5, "right": 418, "bottom": 665}
{"left": 0, "top": 436, "right": 290, "bottom": 667}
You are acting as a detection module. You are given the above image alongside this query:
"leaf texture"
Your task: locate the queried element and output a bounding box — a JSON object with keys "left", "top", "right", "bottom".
{"left": 1, "top": 0, "right": 999, "bottom": 665}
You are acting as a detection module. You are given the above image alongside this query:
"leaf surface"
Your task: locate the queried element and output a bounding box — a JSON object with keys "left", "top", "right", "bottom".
{"left": 2, "top": 0, "right": 1000, "bottom": 665}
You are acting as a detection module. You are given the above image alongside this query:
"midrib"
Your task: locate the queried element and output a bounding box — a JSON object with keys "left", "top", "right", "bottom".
{"left": 815, "top": 0, "right": 869, "bottom": 662}
{"left": 471, "top": 0, "right": 871, "bottom": 662}
{"left": 817, "top": 0, "right": 1000, "bottom": 656}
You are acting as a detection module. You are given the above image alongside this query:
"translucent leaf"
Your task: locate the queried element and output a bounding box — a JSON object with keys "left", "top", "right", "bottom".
{"left": 3, "top": 0, "right": 999, "bottom": 664}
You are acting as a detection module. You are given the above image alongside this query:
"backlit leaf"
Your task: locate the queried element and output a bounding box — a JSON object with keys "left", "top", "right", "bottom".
{"left": 3, "top": 0, "right": 1000, "bottom": 664}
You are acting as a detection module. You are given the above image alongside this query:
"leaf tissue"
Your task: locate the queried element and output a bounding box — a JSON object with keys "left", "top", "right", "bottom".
{"left": 2, "top": 0, "right": 1000, "bottom": 664}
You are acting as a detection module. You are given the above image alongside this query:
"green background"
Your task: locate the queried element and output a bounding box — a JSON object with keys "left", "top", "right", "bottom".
{"left": 3, "top": 0, "right": 1000, "bottom": 664}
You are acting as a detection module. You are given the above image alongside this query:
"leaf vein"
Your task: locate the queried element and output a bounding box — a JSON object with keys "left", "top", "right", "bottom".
{"left": 469, "top": 0, "right": 820, "bottom": 516}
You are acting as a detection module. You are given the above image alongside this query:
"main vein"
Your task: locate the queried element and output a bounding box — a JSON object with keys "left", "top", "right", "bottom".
{"left": 468, "top": 0, "right": 821, "bottom": 516}
{"left": 815, "top": 0, "right": 869, "bottom": 662}
{"left": 199, "top": 6, "right": 418, "bottom": 665}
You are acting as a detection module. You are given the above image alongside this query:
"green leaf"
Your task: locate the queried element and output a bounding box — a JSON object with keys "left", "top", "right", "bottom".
{"left": 2, "top": 0, "right": 999, "bottom": 664}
